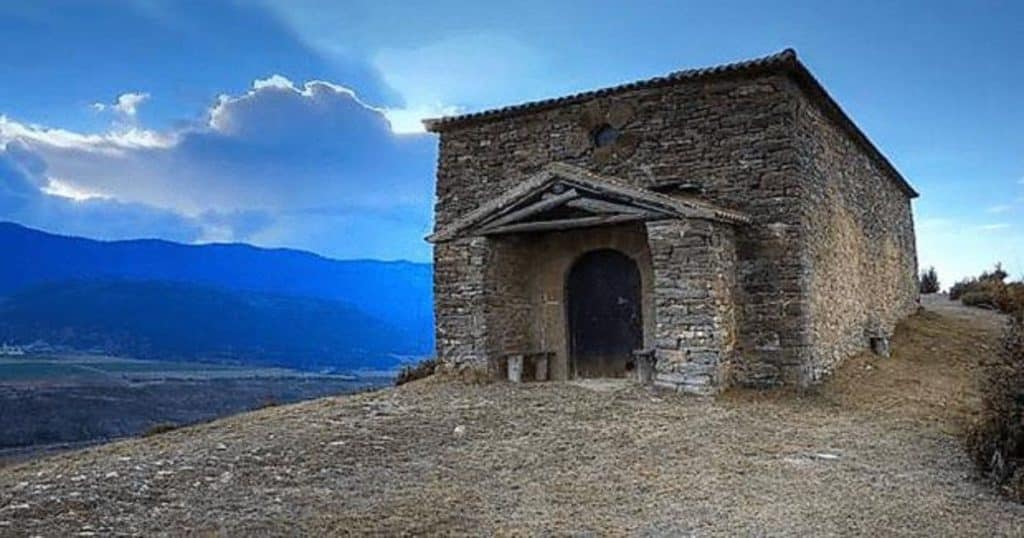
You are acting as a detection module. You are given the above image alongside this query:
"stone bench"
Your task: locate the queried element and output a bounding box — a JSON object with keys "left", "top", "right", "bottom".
{"left": 502, "top": 351, "right": 553, "bottom": 383}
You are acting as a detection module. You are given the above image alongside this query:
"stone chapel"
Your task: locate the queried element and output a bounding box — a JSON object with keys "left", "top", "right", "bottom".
{"left": 424, "top": 49, "right": 919, "bottom": 393}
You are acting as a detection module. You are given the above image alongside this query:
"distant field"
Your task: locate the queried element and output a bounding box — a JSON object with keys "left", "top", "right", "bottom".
{"left": 0, "top": 354, "right": 392, "bottom": 458}
{"left": 0, "top": 355, "right": 336, "bottom": 384}
{"left": 0, "top": 361, "right": 92, "bottom": 381}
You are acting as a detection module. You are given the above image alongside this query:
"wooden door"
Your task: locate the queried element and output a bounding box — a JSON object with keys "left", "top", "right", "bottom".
{"left": 567, "top": 249, "right": 642, "bottom": 378}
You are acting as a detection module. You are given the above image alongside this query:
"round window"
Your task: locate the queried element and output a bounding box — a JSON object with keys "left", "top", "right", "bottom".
{"left": 592, "top": 124, "right": 620, "bottom": 147}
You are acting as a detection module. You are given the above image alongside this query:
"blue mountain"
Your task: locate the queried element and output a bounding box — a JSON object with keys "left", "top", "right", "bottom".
{"left": 0, "top": 222, "right": 433, "bottom": 370}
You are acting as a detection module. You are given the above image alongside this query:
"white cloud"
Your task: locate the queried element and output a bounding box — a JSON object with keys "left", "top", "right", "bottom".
{"left": 382, "top": 103, "right": 461, "bottom": 134}
{"left": 978, "top": 223, "right": 1011, "bottom": 231}
{"left": 0, "top": 76, "right": 436, "bottom": 260}
{"left": 92, "top": 92, "right": 150, "bottom": 118}
{"left": 0, "top": 115, "right": 174, "bottom": 154}
{"left": 252, "top": 74, "right": 294, "bottom": 90}
{"left": 114, "top": 92, "right": 149, "bottom": 117}
{"left": 208, "top": 75, "right": 361, "bottom": 133}
{"left": 40, "top": 177, "right": 110, "bottom": 202}
{"left": 987, "top": 204, "right": 1012, "bottom": 214}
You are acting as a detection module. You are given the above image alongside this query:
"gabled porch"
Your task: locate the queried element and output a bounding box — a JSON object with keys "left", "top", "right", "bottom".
{"left": 430, "top": 163, "right": 749, "bottom": 393}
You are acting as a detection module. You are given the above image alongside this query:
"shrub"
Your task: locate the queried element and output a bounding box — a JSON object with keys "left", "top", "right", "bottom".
{"left": 1004, "top": 282, "right": 1024, "bottom": 312}
{"left": 256, "top": 397, "right": 281, "bottom": 410}
{"left": 143, "top": 422, "right": 179, "bottom": 437}
{"left": 967, "top": 311, "right": 1024, "bottom": 502}
{"left": 395, "top": 358, "right": 436, "bottom": 386}
{"left": 981, "top": 263, "right": 1010, "bottom": 284}
{"left": 961, "top": 290, "right": 996, "bottom": 309}
{"left": 949, "top": 263, "right": 1023, "bottom": 315}
{"left": 949, "top": 278, "right": 974, "bottom": 301}
{"left": 920, "top": 266, "right": 941, "bottom": 294}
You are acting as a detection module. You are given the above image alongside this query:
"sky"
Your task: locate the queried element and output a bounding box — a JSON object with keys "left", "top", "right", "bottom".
{"left": 0, "top": 1, "right": 1021, "bottom": 283}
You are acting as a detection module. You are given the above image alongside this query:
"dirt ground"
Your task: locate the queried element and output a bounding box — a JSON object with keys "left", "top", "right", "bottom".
{"left": 2, "top": 296, "right": 1024, "bottom": 536}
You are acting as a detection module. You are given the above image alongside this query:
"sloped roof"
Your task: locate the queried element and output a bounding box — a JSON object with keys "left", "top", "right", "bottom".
{"left": 428, "top": 162, "right": 750, "bottom": 243}
{"left": 424, "top": 49, "right": 918, "bottom": 199}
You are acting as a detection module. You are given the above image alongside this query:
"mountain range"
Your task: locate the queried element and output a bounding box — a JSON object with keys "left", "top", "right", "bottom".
{"left": 0, "top": 222, "right": 433, "bottom": 371}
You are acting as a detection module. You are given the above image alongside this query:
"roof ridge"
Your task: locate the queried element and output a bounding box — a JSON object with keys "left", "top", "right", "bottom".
{"left": 663, "top": 48, "right": 796, "bottom": 81}
{"left": 423, "top": 49, "right": 796, "bottom": 131}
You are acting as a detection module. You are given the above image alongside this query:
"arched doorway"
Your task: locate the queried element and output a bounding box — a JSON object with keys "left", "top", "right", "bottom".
{"left": 566, "top": 249, "right": 643, "bottom": 378}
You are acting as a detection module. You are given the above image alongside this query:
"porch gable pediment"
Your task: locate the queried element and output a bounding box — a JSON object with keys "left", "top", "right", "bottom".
{"left": 428, "top": 162, "right": 749, "bottom": 243}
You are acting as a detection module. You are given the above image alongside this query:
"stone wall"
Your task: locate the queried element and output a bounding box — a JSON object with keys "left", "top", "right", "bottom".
{"left": 793, "top": 93, "right": 919, "bottom": 382}
{"left": 433, "top": 237, "right": 491, "bottom": 370}
{"left": 433, "top": 73, "right": 809, "bottom": 385}
{"left": 647, "top": 219, "right": 738, "bottom": 394}
{"left": 482, "top": 238, "right": 533, "bottom": 364}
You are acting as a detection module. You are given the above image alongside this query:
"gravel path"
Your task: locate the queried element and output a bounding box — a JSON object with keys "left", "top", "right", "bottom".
{"left": 2, "top": 301, "right": 1023, "bottom": 536}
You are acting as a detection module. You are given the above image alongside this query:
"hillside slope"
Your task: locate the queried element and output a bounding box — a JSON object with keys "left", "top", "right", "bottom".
{"left": 3, "top": 299, "right": 1023, "bottom": 536}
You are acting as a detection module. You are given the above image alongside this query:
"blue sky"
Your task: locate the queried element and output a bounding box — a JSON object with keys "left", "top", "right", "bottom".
{"left": 0, "top": 1, "right": 1021, "bottom": 283}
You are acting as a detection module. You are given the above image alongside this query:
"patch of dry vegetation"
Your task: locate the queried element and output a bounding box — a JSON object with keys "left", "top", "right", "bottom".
{"left": 968, "top": 310, "right": 1024, "bottom": 501}
{"left": 394, "top": 357, "right": 436, "bottom": 386}
{"left": 947, "top": 265, "right": 1024, "bottom": 502}
{"left": 949, "top": 264, "right": 1024, "bottom": 314}
{"left": 141, "top": 423, "right": 179, "bottom": 437}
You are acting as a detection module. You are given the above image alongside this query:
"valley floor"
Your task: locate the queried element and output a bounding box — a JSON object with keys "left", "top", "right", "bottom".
{"left": 0, "top": 355, "right": 389, "bottom": 460}
{"left": 3, "top": 297, "right": 1024, "bottom": 536}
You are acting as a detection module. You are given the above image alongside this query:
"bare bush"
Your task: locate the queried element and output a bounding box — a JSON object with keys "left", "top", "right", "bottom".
{"left": 395, "top": 358, "right": 436, "bottom": 386}
{"left": 143, "top": 422, "right": 179, "bottom": 437}
{"left": 967, "top": 311, "right": 1024, "bottom": 502}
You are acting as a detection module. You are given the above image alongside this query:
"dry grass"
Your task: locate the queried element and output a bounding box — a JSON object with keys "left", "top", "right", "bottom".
{"left": 2, "top": 298, "right": 1024, "bottom": 536}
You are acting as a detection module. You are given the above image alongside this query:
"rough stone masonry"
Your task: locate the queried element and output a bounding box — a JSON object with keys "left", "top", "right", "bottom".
{"left": 424, "top": 49, "right": 919, "bottom": 394}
